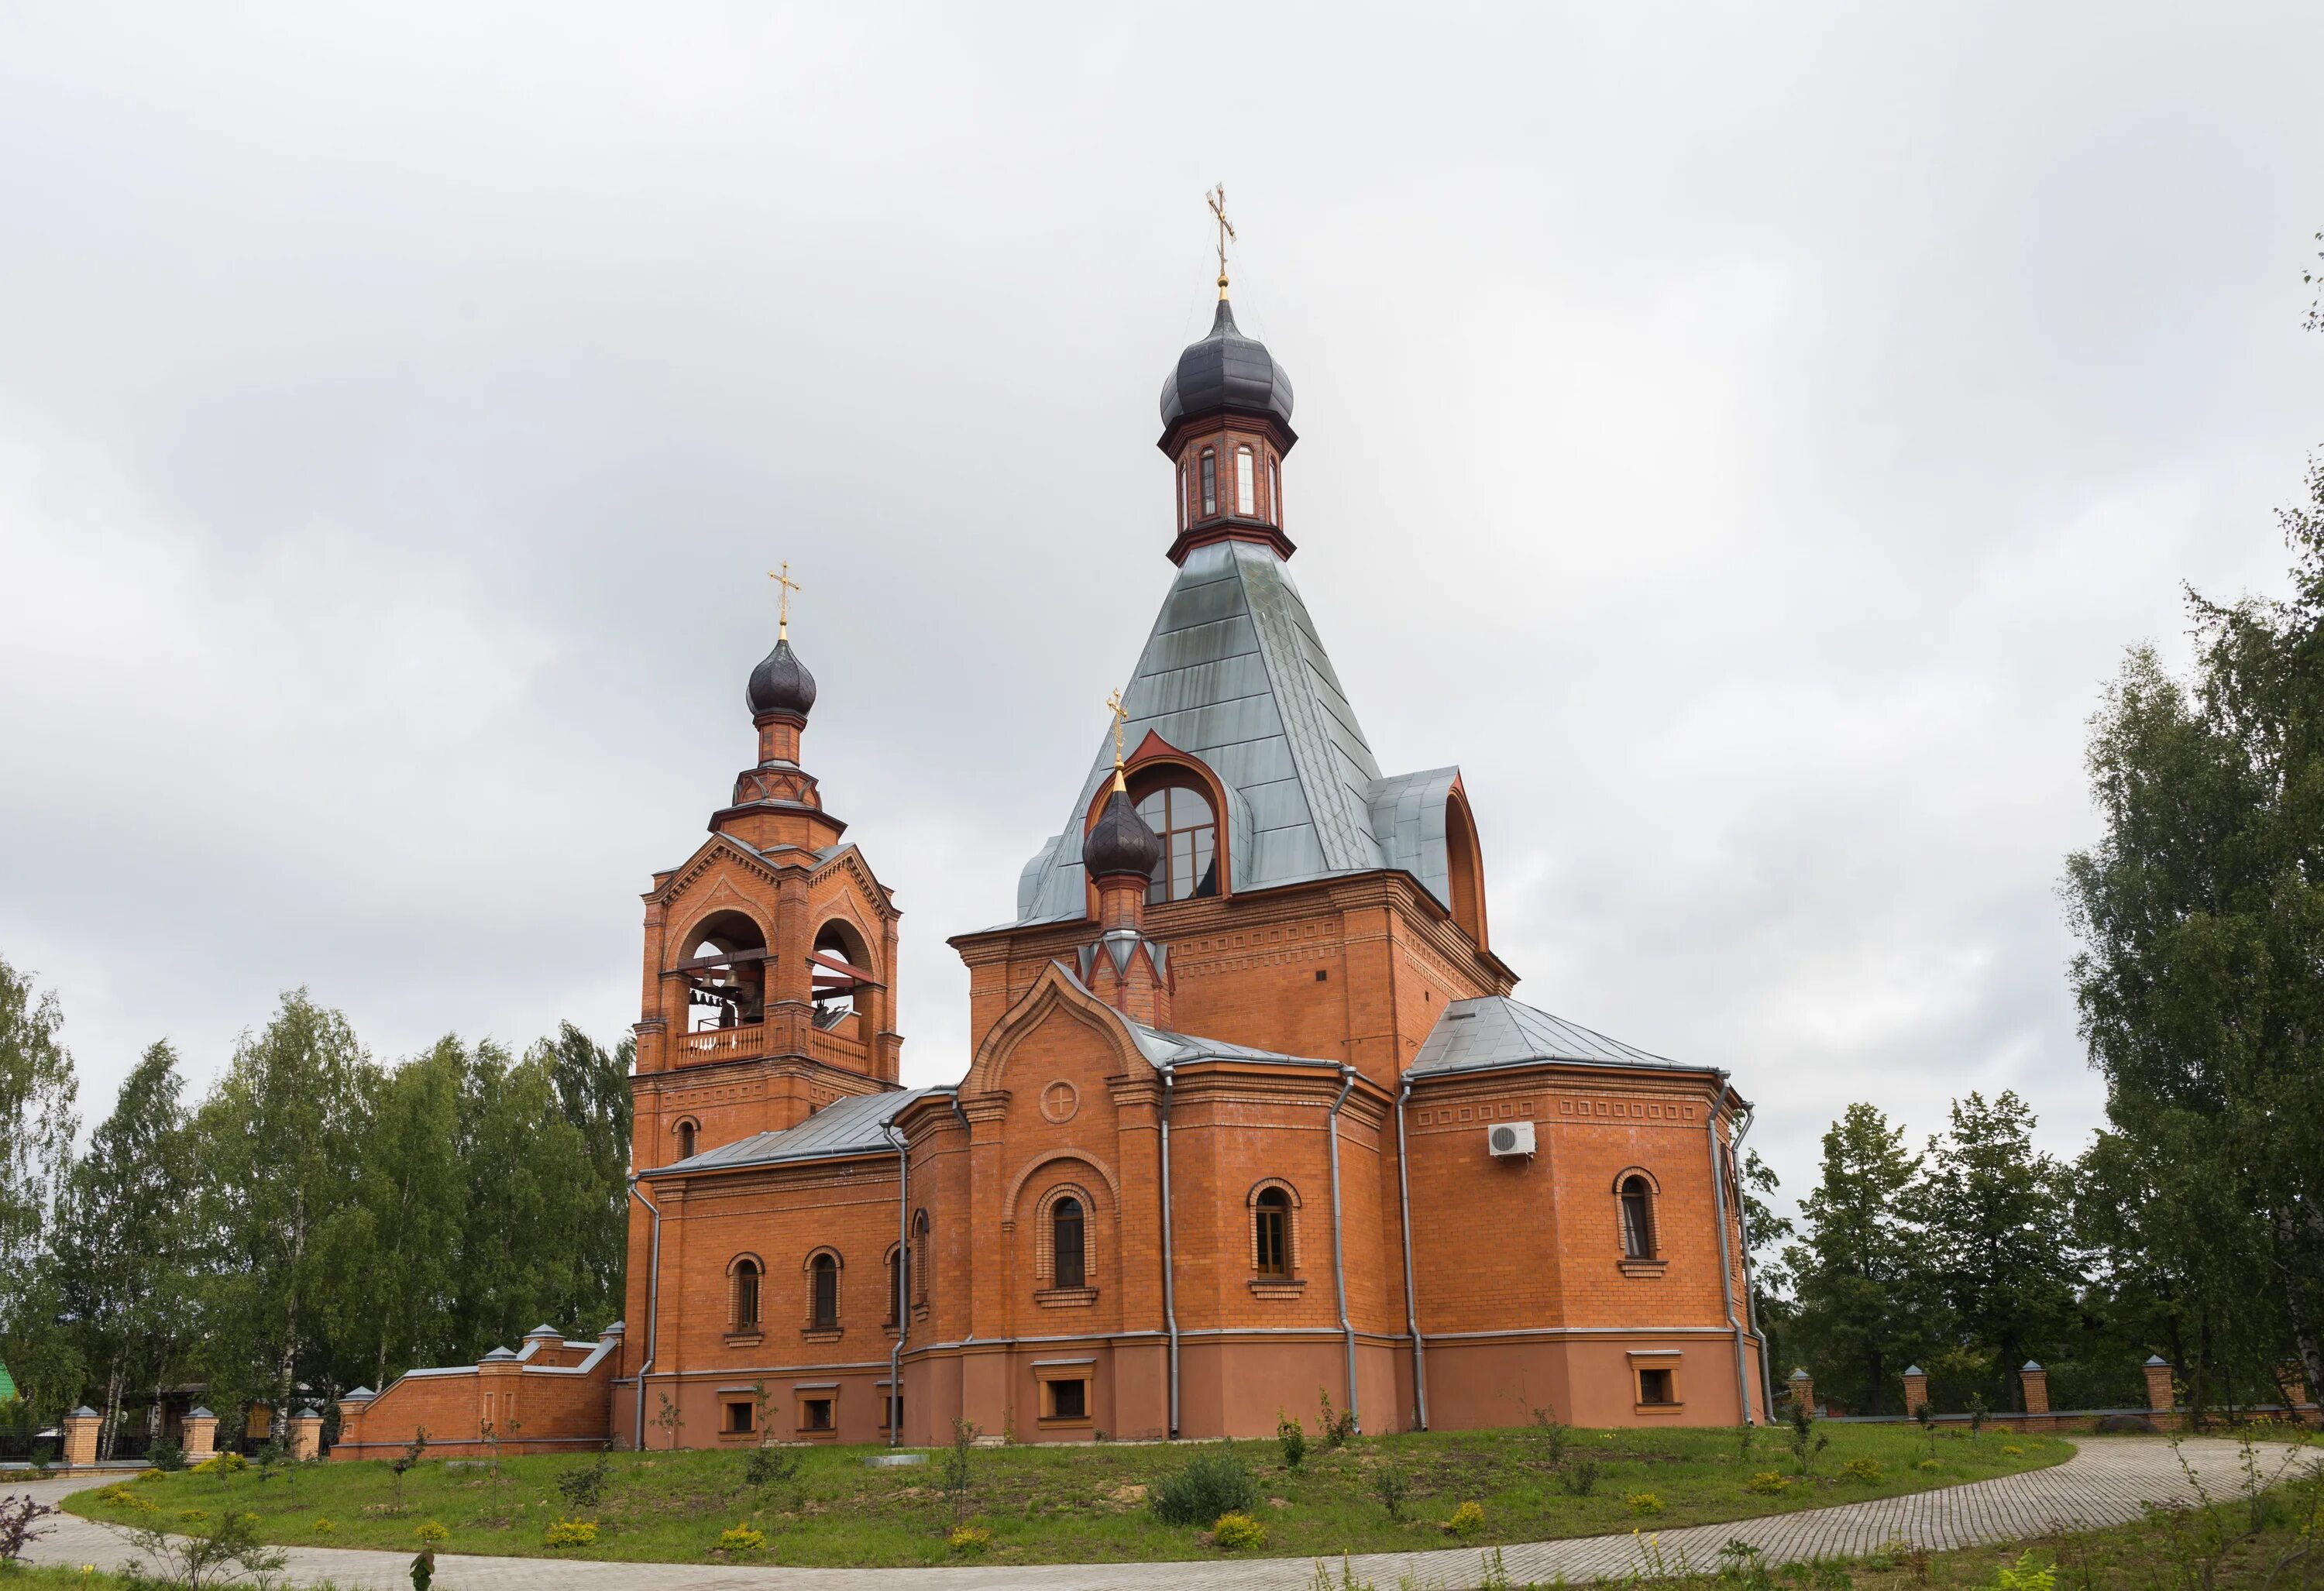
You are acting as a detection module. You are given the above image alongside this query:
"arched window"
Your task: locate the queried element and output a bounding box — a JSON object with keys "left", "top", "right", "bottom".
{"left": 810, "top": 919, "right": 873, "bottom": 1036}
{"left": 1133, "top": 781, "right": 1219, "bottom": 903}
{"left": 1236, "top": 445, "right": 1256, "bottom": 514}
{"left": 1269, "top": 457, "right": 1281, "bottom": 525}
{"left": 1620, "top": 1176, "right": 1655, "bottom": 1259}
{"left": 1052, "top": 1197, "right": 1086, "bottom": 1290}
{"left": 676, "top": 1120, "right": 697, "bottom": 1161}
{"left": 885, "top": 1245, "right": 904, "bottom": 1327}
{"left": 809, "top": 1252, "right": 840, "bottom": 1330}
{"left": 1253, "top": 1187, "right": 1291, "bottom": 1277}
{"left": 912, "top": 1208, "right": 930, "bottom": 1305}
{"left": 1445, "top": 792, "right": 1486, "bottom": 947}
{"left": 681, "top": 909, "right": 767, "bottom": 1033}
{"left": 1199, "top": 448, "right": 1218, "bottom": 517}
{"left": 1177, "top": 462, "right": 1188, "bottom": 531}
{"left": 732, "top": 1257, "right": 761, "bottom": 1329}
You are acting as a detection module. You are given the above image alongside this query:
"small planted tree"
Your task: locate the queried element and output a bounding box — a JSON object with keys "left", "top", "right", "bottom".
{"left": 940, "top": 1418, "right": 979, "bottom": 1526}
{"left": 1313, "top": 1387, "right": 1356, "bottom": 1450}
{"left": 652, "top": 1390, "right": 686, "bottom": 1451}
{"left": 1277, "top": 1408, "right": 1307, "bottom": 1470}
{"left": 1786, "top": 1398, "right": 1829, "bottom": 1476}
{"left": 122, "top": 1507, "right": 288, "bottom": 1591}
{"left": 389, "top": 1427, "right": 428, "bottom": 1512}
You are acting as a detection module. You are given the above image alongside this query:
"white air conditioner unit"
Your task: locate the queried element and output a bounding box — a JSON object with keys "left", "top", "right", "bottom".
{"left": 1486, "top": 1120, "right": 1536, "bottom": 1160}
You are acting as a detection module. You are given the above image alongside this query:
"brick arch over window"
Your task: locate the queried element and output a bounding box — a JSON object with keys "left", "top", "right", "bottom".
{"left": 1032, "top": 1182, "right": 1098, "bottom": 1287}
{"left": 1444, "top": 786, "right": 1488, "bottom": 949}
{"left": 727, "top": 1252, "right": 765, "bottom": 1330}
{"left": 672, "top": 1116, "right": 701, "bottom": 1162}
{"left": 1246, "top": 1178, "right": 1303, "bottom": 1274}
{"left": 1078, "top": 740, "right": 1244, "bottom": 909}
{"left": 911, "top": 1208, "right": 931, "bottom": 1306}
{"left": 802, "top": 1246, "right": 843, "bottom": 1330}
{"left": 1612, "top": 1167, "right": 1661, "bottom": 1260}
{"left": 1002, "top": 1151, "right": 1122, "bottom": 1223}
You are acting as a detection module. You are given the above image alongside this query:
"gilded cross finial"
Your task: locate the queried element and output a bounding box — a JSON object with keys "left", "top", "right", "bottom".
{"left": 1207, "top": 184, "right": 1235, "bottom": 300}
{"left": 768, "top": 562, "right": 802, "bottom": 640}
{"left": 1107, "top": 688, "right": 1129, "bottom": 792}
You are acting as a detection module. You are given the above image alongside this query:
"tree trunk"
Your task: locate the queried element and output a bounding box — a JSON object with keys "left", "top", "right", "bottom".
{"left": 2272, "top": 1209, "right": 2324, "bottom": 1408}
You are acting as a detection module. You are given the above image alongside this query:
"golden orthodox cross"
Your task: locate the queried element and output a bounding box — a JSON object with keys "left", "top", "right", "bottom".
{"left": 1107, "top": 688, "right": 1129, "bottom": 790}
{"left": 768, "top": 562, "right": 801, "bottom": 639}
{"left": 1207, "top": 184, "right": 1235, "bottom": 298}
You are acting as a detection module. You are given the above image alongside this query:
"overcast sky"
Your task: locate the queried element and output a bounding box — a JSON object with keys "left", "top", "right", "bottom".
{"left": 3, "top": 4, "right": 2319, "bottom": 1206}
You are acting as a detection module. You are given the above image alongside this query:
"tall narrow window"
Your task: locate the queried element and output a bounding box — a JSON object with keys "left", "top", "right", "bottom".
{"left": 810, "top": 1253, "right": 839, "bottom": 1329}
{"left": 1269, "top": 459, "right": 1281, "bottom": 525}
{"left": 1236, "top": 445, "right": 1256, "bottom": 514}
{"left": 912, "top": 1209, "right": 930, "bottom": 1304}
{"left": 886, "top": 1248, "right": 903, "bottom": 1326}
{"left": 1133, "top": 782, "right": 1219, "bottom": 902}
{"left": 1620, "top": 1177, "right": 1655, "bottom": 1259}
{"left": 1052, "top": 1197, "right": 1086, "bottom": 1290}
{"left": 1177, "top": 462, "right": 1188, "bottom": 531}
{"left": 1253, "top": 1187, "right": 1290, "bottom": 1277}
{"left": 1199, "top": 449, "right": 1217, "bottom": 516}
{"left": 676, "top": 1121, "right": 696, "bottom": 1160}
{"left": 733, "top": 1259, "right": 761, "bottom": 1329}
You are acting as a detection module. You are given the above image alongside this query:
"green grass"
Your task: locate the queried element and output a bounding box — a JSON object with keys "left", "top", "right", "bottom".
{"left": 58, "top": 1423, "right": 2070, "bottom": 1569}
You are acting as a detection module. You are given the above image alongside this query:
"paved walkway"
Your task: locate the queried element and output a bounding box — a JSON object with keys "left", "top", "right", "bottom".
{"left": 6, "top": 1438, "right": 2311, "bottom": 1591}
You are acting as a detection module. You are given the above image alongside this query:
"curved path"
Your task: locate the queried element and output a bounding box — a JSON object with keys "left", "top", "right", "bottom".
{"left": 9, "top": 1438, "right": 2310, "bottom": 1591}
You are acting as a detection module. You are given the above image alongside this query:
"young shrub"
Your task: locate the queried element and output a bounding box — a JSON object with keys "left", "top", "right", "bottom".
{"left": 1985, "top": 1549, "right": 2056, "bottom": 1591}
{"left": 192, "top": 1451, "right": 249, "bottom": 1475}
{"left": 1746, "top": 1471, "right": 1793, "bottom": 1495}
{"left": 119, "top": 1507, "right": 284, "bottom": 1589}
{"left": 1153, "top": 1450, "right": 1260, "bottom": 1526}
{"left": 1277, "top": 1407, "right": 1308, "bottom": 1470}
{"left": 717, "top": 1524, "right": 767, "bottom": 1552}
{"left": 1559, "top": 1458, "right": 1600, "bottom": 1497}
{"left": 948, "top": 1524, "right": 992, "bottom": 1554}
{"left": 1373, "top": 1462, "right": 1411, "bottom": 1520}
{"left": 147, "top": 1437, "right": 187, "bottom": 1472}
{"left": 744, "top": 1441, "right": 803, "bottom": 1500}
{"left": 1440, "top": 1500, "right": 1486, "bottom": 1538}
{"left": 1531, "top": 1404, "right": 1573, "bottom": 1468}
{"left": 1841, "top": 1456, "right": 1883, "bottom": 1483}
{"left": 559, "top": 1444, "right": 614, "bottom": 1510}
{"left": 177, "top": 1510, "right": 211, "bottom": 1525}
{"left": 136, "top": 1468, "right": 164, "bottom": 1483}
{"left": 0, "top": 1494, "right": 59, "bottom": 1565}
{"left": 2001, "top": 1444, "right": 2024, "bottom": 1456}
{"left": 311, "top": 1518, "right": 335, "bottom": 1534}
{"left": 1917, "top": 1459, "right": 1941, "bottom": 1472}
{"left": 1213, "top": 1511, "right": 1268, "bottom": 1550}
{"left": 940, "top": 1417, "right": 979, "bottom": 1524}
{"left": 1627, "top": 1491, "right": 1666, "bottom": 1516}
{"left": 1315, "top": 1387, "right": 1356, "bottom": 1450}
{"left": 1786, "top": 1398, "right": 1830, "bottom": 1476}
{"left": 543, "top": 1518, "right": 598, "bottom": 1548}
{"left": 414, "top": 1520, "right": 450, "bottom": 1544}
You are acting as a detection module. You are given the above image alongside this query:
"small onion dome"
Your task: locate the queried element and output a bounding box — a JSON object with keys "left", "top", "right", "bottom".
{"left": 1160, "top": 298, "right": 1294, "bottom": 434}
{"left": 746, "top": 637, "right": 817, "bottom": 720}
{"left": 1083, "top": 787, "right": 1163, "bottom": 881}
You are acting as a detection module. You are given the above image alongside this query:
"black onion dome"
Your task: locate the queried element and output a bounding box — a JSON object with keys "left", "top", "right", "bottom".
{"left": 1160, "top": 298, "right": 1294, "bottom": 434}
{"left": 1082, "top": 787, "right": 1163, "bottom": 880}
{"left": 745, "top": 637, "right": 817, "bottom": 720}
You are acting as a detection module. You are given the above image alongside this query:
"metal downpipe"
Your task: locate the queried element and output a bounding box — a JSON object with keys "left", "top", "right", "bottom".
{"left": 886, "top": 1122, "right": 909, "bottom": 1447}
{"left": 1394, "top": 1073, "right": 1428, "bottom": 1430}
{"left": 1160, "top": 1062, "right": 1181, "bottom": 1438}
{"left": 625, "top": 1176, "right": 662, "bottom": 1450}
{"left": 1327, "top": 1065, "right": 1359, "bottom": 1434}
{"left": 1705, "top": 1091, "right": 1752, "bottom": 1424}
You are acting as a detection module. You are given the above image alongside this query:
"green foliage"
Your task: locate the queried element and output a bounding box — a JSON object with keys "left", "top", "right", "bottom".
{"left": 148, "top": 1437, "right": 185, "bottom": 1472}
{"left": 120, "top": 1505, "right": 287, "bottom": 1590}
{"left": 1789, "top": 1399, "right": 1831, "bottom": 1476}
{"left": 542, "top": 1517, "right": 596, "bottom": 1547}
{"left": 1984, "top": 1548, "right": 2057, "bottom": 1591}
{"left": 1212, "top": 1510, "right": 1267, "bottom": 1549}
{"left": 1843, "top": 1456, "right": 1885, "bottom": 1483}
{"left": 1314, "top": 1386, "right": 1356, "bottom": 1448}
{"left": 1628, "top": 1490, "right": 1666, "bottom": 1515}
{"left": 743, "top": 1440, "right": 800, "bottom": 1498}
{"left": 0, "top": 955, "right": 80, "bottom": 1425}
{"left": 1781, "top": 1105, "right": 1933, "bottom": 1417}
{"left": 1560, "top": 1457, "right": 1601, "bottom": 1496}
{"left": 1532, "top": 1403, "right": 1573, "bottom": 1467}
{"left": 1373, "top": 1460, "right": 1410, "bottom": 1518}
{"left": 1152, "top": 1448, "right": 1260, "bottom": 1526}
{"left": 558, "top": 1445, "right": 613, "bottom": 1510}
{"left": 716, "top": 1524, "right": 765, "bottom": 1552}
{"left": 1441, "top": 1499, "right": 1486, "bottom": 1537}
{"left": 1277, "top": 1407, "right": 1308, "bottom": 1469}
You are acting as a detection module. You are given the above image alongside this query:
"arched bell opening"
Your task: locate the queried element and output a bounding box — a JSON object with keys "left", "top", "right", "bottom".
{"left": 810, "top": 919, "right": 878, "bottom": 1043}
{"left": 679, "top": 909, "right": 768, "bottom": 1033}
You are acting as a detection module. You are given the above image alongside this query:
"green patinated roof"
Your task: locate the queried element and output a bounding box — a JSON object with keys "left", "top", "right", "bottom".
{"left": 0, "top": 1362, "right": 18, "bottom": 1402}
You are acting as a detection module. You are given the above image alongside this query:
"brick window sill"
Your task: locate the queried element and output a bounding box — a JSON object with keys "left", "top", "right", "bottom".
{"left": 793, "top": 1426, "right": 839, "bottom": 1441}
{"left": 800, "top": 1328, "right": 843, "bottom": 1344}
{"left": 714, "top": 1428, "right": 761, "bottom": 1444}
{"left": 724, "top": 1331, "right": 764, "bottom": 1348}
{"left": 1248, "top": 1277, "right": 1306, "bottom": 1298}
{"left": 1036, "top": 1287, "right": 1098, "bottom": 1308}
{"left": 1618, "top": 1259, "right": 1668, "bottom": 1278}
{"left": 1634, "top": 1402, "right": 1685, "bottom": 1415}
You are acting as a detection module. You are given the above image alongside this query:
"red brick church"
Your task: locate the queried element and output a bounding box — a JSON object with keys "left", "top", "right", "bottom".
{"left": 335, "top": 273, "right": 1768, "bottom": 1462}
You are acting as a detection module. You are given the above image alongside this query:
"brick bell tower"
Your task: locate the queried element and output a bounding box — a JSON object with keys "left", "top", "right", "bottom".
{"left": 628, "top": 574, "right": 903, "bottom": 1173}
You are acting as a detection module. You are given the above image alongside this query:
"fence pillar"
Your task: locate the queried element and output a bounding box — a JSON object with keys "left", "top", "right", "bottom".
{"left": 334, "top": 1388, "right": 374, "bottom": 1460}
{"left": 287, "top": 1407, "right": 322, "bottom": 1461}
{"left": 1902, "top": 1365, "right": 1930, "bottom": 1414}
{"left": 2019, "top": 1361, "right": 2050, "bottom": 1416}
{"left": 2143, "top": 1356, "right": 2174, "bottom": 1415}
{"left": 181, "top": 1407, "right": 218, "bottom": 1464}
{"left": 1787, "top": 1367, "right": 1813, "bottom": 1414}
{"left": 62, "top": 1407, "right": 101, "bottom": 1469}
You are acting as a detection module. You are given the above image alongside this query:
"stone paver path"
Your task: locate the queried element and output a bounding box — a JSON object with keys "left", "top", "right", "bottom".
{"left": 7, "top": 1438, "right": 2312, "bottom": 1591}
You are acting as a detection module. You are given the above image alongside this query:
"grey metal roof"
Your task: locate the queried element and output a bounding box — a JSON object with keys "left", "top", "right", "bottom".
{"left": 1125, "top": 1020, "right": 1330, "bottom": 1070}
{"left": 1409, "top": 996, "right": 1692, "bottom": 1078}
{"left": 651, "top": 1086, "right": 946, "bottom": 1176}
{"left": 1012, "top": 540, "right": 1463, "bottom": 923}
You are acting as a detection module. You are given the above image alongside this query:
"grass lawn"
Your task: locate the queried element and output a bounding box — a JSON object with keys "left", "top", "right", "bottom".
{"left": 60, "top": 1421, "right": 2071, "bottom": 1569}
